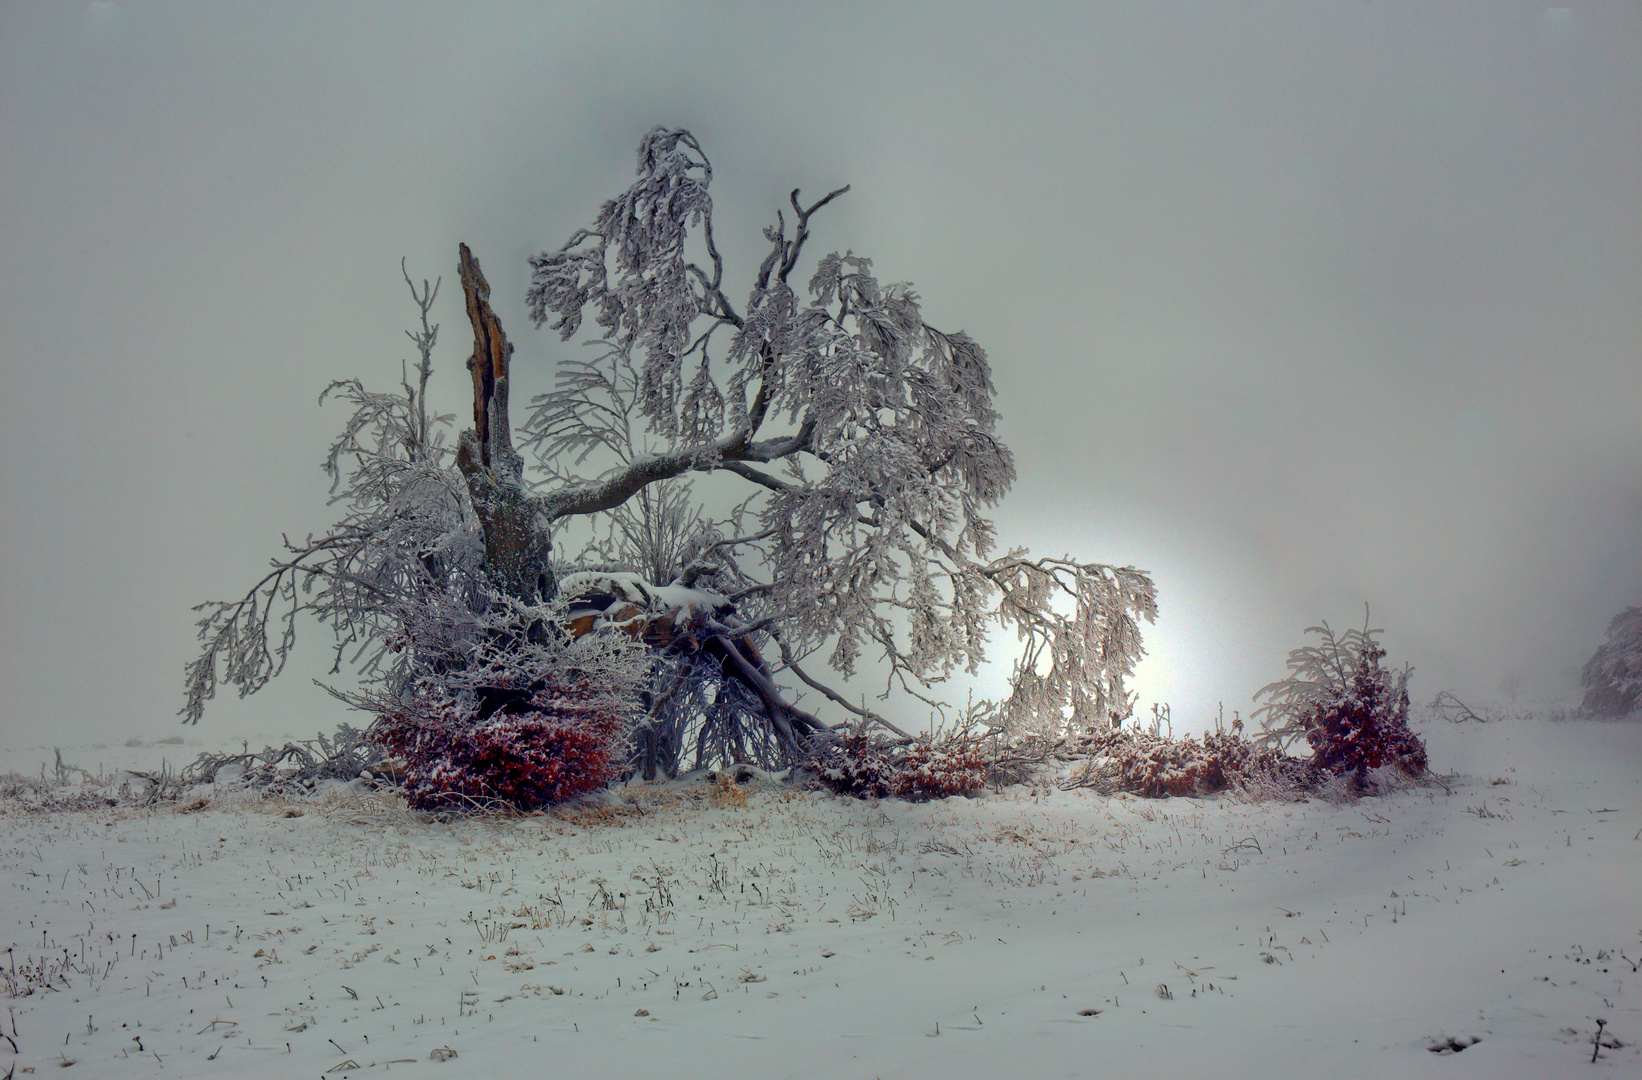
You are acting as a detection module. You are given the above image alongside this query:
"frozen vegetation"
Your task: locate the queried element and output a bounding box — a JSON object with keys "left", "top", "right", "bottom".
{"left": 112, "top": 126, "right": 1634, "bottom": 1078}
{"left": 182, "top": 129, "right": 1157, "bottom": 807}
{"left": 1, "top": 709, "right": 1637, "bottom": 1077}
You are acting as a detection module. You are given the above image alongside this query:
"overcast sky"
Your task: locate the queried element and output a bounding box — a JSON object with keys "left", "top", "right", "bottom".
{"left": 2, "top": 3, "right": 1638, "bottom": 745}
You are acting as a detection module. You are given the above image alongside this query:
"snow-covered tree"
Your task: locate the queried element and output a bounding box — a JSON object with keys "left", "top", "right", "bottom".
{"left": 183, "top": 128, "right": 1157, "bottom": 797}
{"left": 1581, "top": 607, "right": 1642, "bottom": 718}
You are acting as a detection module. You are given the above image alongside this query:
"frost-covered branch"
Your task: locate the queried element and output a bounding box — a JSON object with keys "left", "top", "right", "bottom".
{"left": 519, "top": 126, "right": 1156, "bottom": 743}
{"left": 183, "top": 267, "right": 479, "bottom": 724}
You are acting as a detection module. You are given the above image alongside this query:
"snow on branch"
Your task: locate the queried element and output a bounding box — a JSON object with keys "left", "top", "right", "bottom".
{"left": 987, "top": 556, "right": 1159, "bottom": 737}
{"left": 183, "top": 268, "right": 481, "bottom": 724}
{"left": 521, "top": 126, "right": 1155, "bottom": 739}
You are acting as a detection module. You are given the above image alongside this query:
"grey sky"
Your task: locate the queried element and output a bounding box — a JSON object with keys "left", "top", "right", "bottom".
{"left": 3, "top": 3, "right": 1637, "bottom": 743}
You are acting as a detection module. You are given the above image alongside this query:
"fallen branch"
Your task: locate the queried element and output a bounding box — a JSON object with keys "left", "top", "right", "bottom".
{"left": 1428, "top": 690, "right": 1492, "bottom": 723}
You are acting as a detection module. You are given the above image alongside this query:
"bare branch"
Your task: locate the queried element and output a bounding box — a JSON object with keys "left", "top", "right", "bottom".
{"left": 771, "top": 632, "right": 914, "bottom": 740}
{"left": 779, "top": 185, "right": 850, "bottom": 283}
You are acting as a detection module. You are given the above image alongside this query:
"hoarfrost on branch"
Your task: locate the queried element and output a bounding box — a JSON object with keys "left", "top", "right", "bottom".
{"left": 522, "top": 127, "right": 1156, "bottom": 740}
{"left": 184, "top": 128, "right": 1157, "bottom": 778}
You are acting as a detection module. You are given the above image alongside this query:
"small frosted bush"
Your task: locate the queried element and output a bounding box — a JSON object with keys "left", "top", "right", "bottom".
{"left": 1301, "top": 640, "right": 1426, "bottom": 781}
{"left": 813, "top": 732, "right": 988, "bottom": 801}
{"left": 1254, "top": 614, "right": 1427, "bottom": 788}
{"left": 368, "top": 627, "right": 645, "bottom": 812}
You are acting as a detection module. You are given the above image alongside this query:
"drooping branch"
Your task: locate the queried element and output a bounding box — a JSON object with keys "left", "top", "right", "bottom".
{"left": 181, "top": 532, "right": 361, "bottom": 725}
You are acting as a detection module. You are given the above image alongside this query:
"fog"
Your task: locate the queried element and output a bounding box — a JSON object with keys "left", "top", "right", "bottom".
{"left": 2, "top": 3, "right": 1637, "bottom": 746}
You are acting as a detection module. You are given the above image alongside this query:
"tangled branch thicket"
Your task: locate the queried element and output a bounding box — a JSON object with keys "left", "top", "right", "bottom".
{"left": 811, "top": 729, "right": 993, "bottom": 801}
{"left": 1060, "top": 720, "right": 1317, "bottom": 799}
{"left": 179, "top": 724, "right": 391, "bottom": 793}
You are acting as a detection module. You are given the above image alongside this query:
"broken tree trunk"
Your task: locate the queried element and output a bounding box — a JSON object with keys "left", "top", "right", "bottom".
{"left": 450, "top": 242, "right": 831, "bottom": 775}
{"left": 454, "top": 242, "right": 555, "bottom": 606}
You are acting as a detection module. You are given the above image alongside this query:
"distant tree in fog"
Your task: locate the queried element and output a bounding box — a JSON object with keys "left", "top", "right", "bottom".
{"left": 1581, "top": 607, "right": 1642, "bottom": 718}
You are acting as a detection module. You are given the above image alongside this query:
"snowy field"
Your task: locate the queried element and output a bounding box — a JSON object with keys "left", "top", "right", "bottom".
{"left": 1, "top": 715, "right": 1638, "bottom": 1078}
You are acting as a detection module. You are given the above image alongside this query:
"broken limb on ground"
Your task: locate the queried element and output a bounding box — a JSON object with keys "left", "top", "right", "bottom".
{"left": 0, "top": 712, "right": 1637, "bottom": 1077}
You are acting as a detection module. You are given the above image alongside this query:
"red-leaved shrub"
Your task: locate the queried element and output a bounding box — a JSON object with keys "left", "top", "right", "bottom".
{"left": 1107, "top": 729, "right": 1251, "bottom": 798}
{"left": 372, "top": 679, "right": 628, "bottom": 811}
{"left": 813, "top": 732, "right": 988, "bottom": 801}
{"left": 1253, "top": 613, "right": 1427, "bottom": 789}
{"left": 1299, "top": 638, "right": 1427, "bottom": 782}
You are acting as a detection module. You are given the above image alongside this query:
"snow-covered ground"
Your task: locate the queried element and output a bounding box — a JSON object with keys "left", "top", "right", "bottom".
{"left": 1, "top": 714, "right": 1637, "bottom": 1078}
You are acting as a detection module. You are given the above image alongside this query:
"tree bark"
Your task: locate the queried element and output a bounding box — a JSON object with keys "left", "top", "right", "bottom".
{"left": 454, "top": 243, "right": 555, "bottom": 606}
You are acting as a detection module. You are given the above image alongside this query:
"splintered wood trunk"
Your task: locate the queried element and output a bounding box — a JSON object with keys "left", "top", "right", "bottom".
{"left": 454, "top": 242, "right": 555, "bottom": 606}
